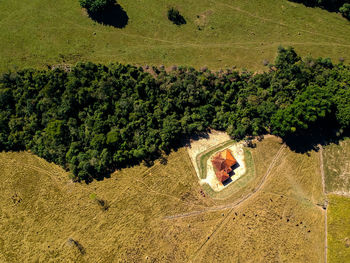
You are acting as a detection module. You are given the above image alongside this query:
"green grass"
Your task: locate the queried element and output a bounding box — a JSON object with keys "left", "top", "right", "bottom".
{"left": 323, "top": 138, "right": 350, "bottom": 193}
{"left": 1, "top": 0, "right": 350, "bottom": 72}
{"left": 328, "top": 194, "right": 350, "bottom": 263}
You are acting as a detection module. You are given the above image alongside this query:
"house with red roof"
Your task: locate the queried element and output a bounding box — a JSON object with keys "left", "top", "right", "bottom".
{"left": 211, "top": 149, "right": 237, "bottom": 183}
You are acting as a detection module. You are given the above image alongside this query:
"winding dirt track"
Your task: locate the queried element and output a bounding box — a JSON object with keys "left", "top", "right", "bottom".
{"left": 164, "top": 143, "right": 286, "bottom": 220}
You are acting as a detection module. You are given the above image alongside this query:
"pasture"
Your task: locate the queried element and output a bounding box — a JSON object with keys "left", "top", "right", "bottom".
{"left": 327, "top": 194, "right": 350, "bottom": 263}
{"left": 1, "top": 0, "right": 350, "bottom": 72}
{"left": 0, "top": 136, "right": 326, "bottom": 262}
{"left": 323, "top": 138, "right": 350, "bottom": 194}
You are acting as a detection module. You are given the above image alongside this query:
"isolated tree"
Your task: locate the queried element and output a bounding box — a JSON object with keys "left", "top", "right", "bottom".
{"left": 79, "top": 0, "right": 115, "bottom": 14}
{"left": 167, "top": 7, "right": 186, "bottom": 25}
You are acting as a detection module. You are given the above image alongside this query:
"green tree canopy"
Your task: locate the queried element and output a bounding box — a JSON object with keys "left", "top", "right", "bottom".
{"left": 79, "top": 0, "right": 115, "bottom": 14}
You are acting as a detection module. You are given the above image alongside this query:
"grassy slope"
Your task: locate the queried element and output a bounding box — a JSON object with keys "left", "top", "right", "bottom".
{"left": 0, "top": 137, "right": 325, "bottom": 262}
{"left": 0, "top": 0, "right": 350, "bottom": 72}
{"left": 328, "top": 194, "right": 350, "bottom": 263}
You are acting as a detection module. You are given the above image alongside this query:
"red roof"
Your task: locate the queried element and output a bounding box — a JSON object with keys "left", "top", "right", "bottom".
{"left": 211, "top": 149, "right": 237, "bottom": 183}
{"left": 216, "top": 170, "right": 230, "bottom": 182}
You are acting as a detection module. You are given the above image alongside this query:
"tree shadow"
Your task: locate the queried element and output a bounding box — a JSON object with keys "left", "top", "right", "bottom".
{"left": 180, "top": 130, "right": 211, "bottom": 149}
{"left": 167, "top": 8, "right": 187, "bottom": 26}
{"left": 88, "top": 4, "right": 129, "bottom": 28}
{"left": 222, "top": 162, "right": 241, "bottom": 186}
{"left": 288, "top": 0, "right": 344, "bottom": 13}
{"left": 282, "top": 127, "right": 349, "bottom": 154}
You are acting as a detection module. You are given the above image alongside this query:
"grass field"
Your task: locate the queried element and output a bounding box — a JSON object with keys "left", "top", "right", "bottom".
{"left": 0, "top": 136, "right": 326, "bottom": 262}
{"left": 328, "top": 194, "right": 350, "bottom": 263}
{"left": 195, "top": 137, "right": 325, "bottom": 262}
{"left": 323, "top": 138, "right": 350, "bottom": 262}
{"left": 323, "top": 138, "right": 350, "bottom": 194}
{"left": 0, "top": 0, "right": 350, "bottom": 72}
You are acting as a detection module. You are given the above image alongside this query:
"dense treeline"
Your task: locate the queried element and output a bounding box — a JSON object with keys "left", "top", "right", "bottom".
{"left": 290, "top": 0, "right": 350, "bottom": 19}
{"left": 0, "top": 47, "right": 349, "bottom": 182}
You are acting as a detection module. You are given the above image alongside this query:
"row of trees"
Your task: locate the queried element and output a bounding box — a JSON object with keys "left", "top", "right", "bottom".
{"left": 290, "top": 0, "right": 350, "bottom": 19}
{"left": 0, "top": 47, "right": 349, "bottom": 182}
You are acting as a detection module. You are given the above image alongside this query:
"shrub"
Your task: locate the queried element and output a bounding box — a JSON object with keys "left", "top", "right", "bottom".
{"left": 167, "top": 7, "right": 186, "bottom": 25}
{"left": 79, "top": 0, "right": 115, "bottom": 14}
{"left": 339, "top": 3, "right": 350, "bottom": 20}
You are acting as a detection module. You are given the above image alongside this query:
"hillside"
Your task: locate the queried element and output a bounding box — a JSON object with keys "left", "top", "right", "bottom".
{"left": 0, "top": 137, "right": 327, "bottom": 262}
{"left": 0, "top": 0, "right": 350, "bottom": 71}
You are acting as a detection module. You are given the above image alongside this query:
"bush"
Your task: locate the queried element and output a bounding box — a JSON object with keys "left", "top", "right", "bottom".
{"left": 79, "top": 0, "right": 115, "bottom": 14}
{"left": 167, "top": 7, "right": 186, "bottom": 25}
{"left": 339, "top": 3, "right": 350, "bottom": 20}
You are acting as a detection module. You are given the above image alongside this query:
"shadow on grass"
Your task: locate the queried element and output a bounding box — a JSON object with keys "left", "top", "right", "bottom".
{"left": 88, "top": 4, "right": 128, "bottom": 28}
{"left": 283, "top": 126, "right": 349, "bottom": 154}
{"left": 288, "top": 0, "right": 342, "bottom": 12}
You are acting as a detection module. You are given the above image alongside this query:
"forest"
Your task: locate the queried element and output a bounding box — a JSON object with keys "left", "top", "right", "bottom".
{"left": 0, "top": 47, "right": 349, "bottom": 182}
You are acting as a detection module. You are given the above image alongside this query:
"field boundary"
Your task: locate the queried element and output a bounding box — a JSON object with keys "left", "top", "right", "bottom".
{"left": 319, "top": 144, "right": 328, "bottom": 263}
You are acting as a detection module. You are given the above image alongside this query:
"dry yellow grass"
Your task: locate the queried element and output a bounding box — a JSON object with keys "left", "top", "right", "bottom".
{"left": 323, "top": 138, "right": 350, "bottom": 194}
{"left": 0, "top": 136, "right": 326, "bottom": 262}
{"left": 0, "top": 149, "right": 219, "bottom": 262}
{"left": 192, "top": 138, "right": 325, "bottom": 262}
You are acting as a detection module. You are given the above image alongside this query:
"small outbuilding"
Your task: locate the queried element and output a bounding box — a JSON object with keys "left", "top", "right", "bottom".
{"left": 211, "top": 149, "right": 237, "bottom": 183}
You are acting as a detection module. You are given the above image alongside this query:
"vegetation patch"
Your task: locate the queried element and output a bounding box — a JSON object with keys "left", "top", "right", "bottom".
{"left": 328, "top": 194, "right": 350, "bottom": 262}
{"left": 340, "top": 3, "right": 350, "bottom": 19}
{"left": 0, "top": 47, "right": 349, "bottom": 182}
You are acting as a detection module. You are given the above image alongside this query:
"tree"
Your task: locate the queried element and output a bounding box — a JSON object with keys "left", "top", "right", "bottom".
{"left": 271, "top": 85, "right": 332, "bottom": 137}
{"left": 79, "top": 0, "right": 115, "bottom": 14}
{"left": 0, "top": 48, "right": 349, "bottom": 182}
{"left": 339, "top": 3, "right": 350, "bottom": 19}
{"left": 167, "top": 7, "right": 186, "bottom": 25}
